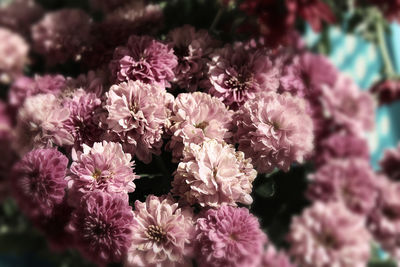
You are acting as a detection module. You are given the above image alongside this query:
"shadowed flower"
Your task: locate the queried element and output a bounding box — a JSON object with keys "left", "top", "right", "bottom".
{"left": 172, "top": 139, "right": 256, "bottom": 207}
{"left": 259, "top": 246, "right": 295, "bottom": 267}
{"left": 195, "top": 205, "right": 266, "bottom": 267}
{"left": 125, "top": 195, "right": 195, "bottom": 267}
{"left": 380, "top": 142, "right": 400, "bottom": 181}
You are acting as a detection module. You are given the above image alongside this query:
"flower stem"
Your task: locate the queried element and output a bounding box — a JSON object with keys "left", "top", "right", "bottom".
{"left": 376, "top": 21, "right": 395, "bottom": 77}
{"left": 210, "top": 8, "right": 224, "bottom": 32}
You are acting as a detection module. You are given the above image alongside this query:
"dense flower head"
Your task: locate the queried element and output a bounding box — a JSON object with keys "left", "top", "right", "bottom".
{"left": 126, "top": 194, "right": 195, "bottom": 267}
{"left": 195, "top": 205, "right": 266, "bottom": 267}
{"left": 11, "top": 148, "right": 68, "bottom": 218}
{"left": 321, "top": 74, "right": 375, "bottom": 134}
{"left": 232, "top": 91, "right": 314, "bottom": 173}
{"left": 109, "top": 35, "right": 177, "bottom": 87}
{"left": 62, "top": 89, "right": 104, "bottom": 149}
{"left": 67, "top": 141, "right": 138, "bottom": 205}
{"left": 370, "top": 79, "right": 400, "bottom": 106}
{"left": 0, "top": 27, "right": 28, "bottom": 83}
{"left": 288, "top": 201, "right": 371, "bottom": 267}
{"left": 368, "top": 177, "right": 400, "bottom": 261}
{"left": 31, "top": 9, "right": 92, "bottom": 64}
{"left": 14, "top": 93, "right": 73, "bottom": 155}
{"left": 168, "top": 25, "right": 217, "bottom": 91}
{"left": 380, "top": 142, "right": 400, "bottom": 181}
{"left": 68, "top": 190, "right": 134, "bottom": 266}
{"left": 66, "top": 70, "right": 107, "bottom": 97}
{"left": 167, "top": 92, "right": 233, "bottom": 161}
{"left": 105, "top": 80, "right": 172, "bottom": 163}
{"left": 207, "top": 43, "right": 280, "bottom": 109}
{"left": 259, "top": 246, "right": 295, "bottom": 267}
{"left": 308, "top": 158, "right": 378, "bottom": 215}
{"left": 9, "top": 74, "right": 67, "bottom": 108}
{"left": 172, "top": 139, "right": 256, "bottom": 207}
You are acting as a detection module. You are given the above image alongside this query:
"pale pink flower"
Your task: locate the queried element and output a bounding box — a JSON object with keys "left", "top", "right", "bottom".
{"left": 67, "top": 141, "right": 138, "bottom": 205}
{"left": 232, "top": 91, "right": 314, "bottom": 173}
{"left": 14, "top": 93, "right": 73, "bottom": 155}
{"left": 167, "top": 92, "right": 233, "bottom": 161}
{"left": 125, "top": 195, "right": 195, "bottom": 267}
{"left": 105, "top": 80, "right": 172, "bottom": 163}
{"left": 259, "top": 246, "right": 295, "bottom": 267}
{"left": 288, "top": 201, "right": 371, "bottom": 267}
{"left": 207, "top": 43, "right": 280, "bottom": 109}
{"left": 172, "top": 139, "right": 256, "bottom": 208}
{"left": 195, "top": 205, "right": 266, "bottom": 267}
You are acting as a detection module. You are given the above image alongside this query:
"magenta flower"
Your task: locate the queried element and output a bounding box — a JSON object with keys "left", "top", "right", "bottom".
{"left": 9, "top": 74, "right": 67, "bottom": 108}
{"left": 259, "top": 246, "right": 295, "bottom": 267}
{"left": 105, "top": 80, "right": 172, "bottom": 163}
{"left": 370, "top": 79, "right": 400, "bottom": 106}
{"left": 380, "top": 142, "right": 400, "bottom": 181}
{"left": 232, "top": 91, "right": 314, "bottom": 173}
{"left": 68, "top": 191, "right": 134, "bottom": 266}
{"left": 11, "top": 148, "right": 68, "bottom": 218}
{"left": 67, "top": 141, "right": 138, "bottom": 205}
{"left": 207, "top": 43, "right": 280, "bottom": 109}
{"left": 0, "top": 27, "right": 28, "bottom": 83}
{"left": 308, "top": 158, "right": 378, "bottom": 215}
{"left": 172, "top": 139, "right": 256, "bottom": 208}
{"left": 14, "top": 93, "right": 74, "bottom": 155}
{"left": 288, "top": 201, "right": 371, "bottom": 267}
{"left": 167, "top": 92, "right": 233, "bottom": 161}
{"left": 126, "top": 195, "right": 195, "bottom": 267}
{"left": 31, "top": 9, "right": 92, "bottom": 64}
{"left": 168, "top": 25, "right": 217, "bottom": 91}
{"left": 109, "top": 35, "right": 177, "bottom": 87}
{"left": 195, "top": 205, "right": 266, "bottom": 267}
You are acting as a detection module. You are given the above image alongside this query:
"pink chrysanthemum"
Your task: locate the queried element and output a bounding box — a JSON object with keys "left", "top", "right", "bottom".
{"left": 380, "top": 142, "right": 400, "bottom": 181}
{"left": 0, "top": 27, "right": 28, "bottom": 83}
{"left": 9, "top": 74, "right": 67, "bottom": 108}
{"left": 207, "top": 43, "right": 280, "bottom": 109}
{"left": 308, "top": 158, "right": 378, "bottom": 215}
{"left": 11, "top": 148, "right": 68, "bottom": 218}
{"left": 68, "top": 191, "right": 134, "bottom": 266}
{"left": 125, "top": 195, "right": 195, "bottom": 267}
{"left": 259, "top": 246, "right": 295, "bottom": 267}
{"left": 105, "top": 80, "right": 172, "bottom": 163}
{"left": 67, "top": 141, "right": 138, "bottom": 205}
{"left": 14, "top": 93, "right": 73, "bottom": 155}
{"left": 62, "top": 89, "right": 104, "bottom": 149}
{"left": 31, "top": 9, "right": 92, "bottom": 64}
{"left": 315, "top": 132, "right": 370, "bottom": 167}
{"left": 167, "top": 92, "right": 233, "bottom": 161}
{"left": 172, "top": 139, "right": 256, "bottom": 208}
{"left": 195, "top": 205, "right": 266, "bottom": 267}
{"left": 168, "top": 25, "right": 217, "bottom": 91}
{"left": 109, "top": 35, "right": 177, "bottom": 87}
{"left": 232, "top": 91, "right": 314, "bottom": 173}
{"left": 321, "top": 74, "right": 375, "bottom": 134}
{"left": 288, "top": 201, "right": 371, "bottom": 267}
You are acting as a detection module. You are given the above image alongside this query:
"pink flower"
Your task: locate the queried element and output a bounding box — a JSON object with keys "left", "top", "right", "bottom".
{"left": 31, "top": 9, "right": 92, "bottom": 64}
{"left": 109, "top": 35, "right": 177, "bottom": 87}
{"left": 62, "top": 89, "right": 104, "bottom": 149}
{"left": 370, "top": 79, "right": 400, "bottom": 106}
{"left": 207, "top": 43, "right": 280, "bottom": 109}
{"left": 232, "top": 91, "right": 314, "bottom": 173}
{"left": 0, "top": 27, "right": 28, "bottom": 83}
{"left": 67, "top": 141, "right": 138, "bottom": 205}
{"left": 288, "top": 201, "right": 371, "bottom": 267}
{"left": 11, "top": 148, "right": 68, "bottom": 218}
{"left": 125, "top": 195, "right": 195, "bottom": 267}
{"left": 308, "top": 158, "right": 378, "bottom": 215}
{"left": 68, "top": 191, "right": 134, "bottom": 266}
{"left": 380, "top": 143, "right": 400, "bottom": 181}
{"left": 9, "top": 74, "right": 67, "bottom": 108}
{"left": 168, "top": 25, "right": 217, "bottom": 91}
{"left": 286, "top": 0, "right": 336, "bottom": 32}
{"left": 105, "top": 80, "right": 172, "bottom": 163}
{"left": 172, "top": 139, "right": 256, "bottom": 208}
{"left": 195, "top": 205, "right": 266, "bottom": 267}
{"left": 167, "top": 92, "right": 233, "bottom": 161}
{"left": 14, "top": 93, "right": 73, "bottom": 155}
{"left": 259, "top": 246, "right": 295, "bottom": 267}
{"left": 321, "top": 74, "right": 375, "bottom": 134}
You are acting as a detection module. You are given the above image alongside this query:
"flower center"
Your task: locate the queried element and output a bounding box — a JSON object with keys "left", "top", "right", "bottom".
{"left": 225, "top": 74, "right": 252, "bottom": 91}
{"left": 92, "top": 169, "right": 102, "bottom": 180}
{"left": 195, "top": 121, "right": 209, "bottom": 130}
{"left": 145, "top": 225, "right": 167, "bottom": 243}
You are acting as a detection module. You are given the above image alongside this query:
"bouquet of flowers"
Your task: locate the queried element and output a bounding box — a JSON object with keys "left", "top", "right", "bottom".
{"left": 0, "top": 0, "right": 400, "bottom": 266}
